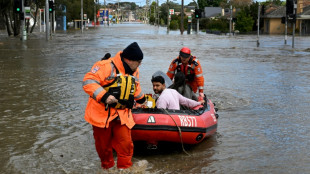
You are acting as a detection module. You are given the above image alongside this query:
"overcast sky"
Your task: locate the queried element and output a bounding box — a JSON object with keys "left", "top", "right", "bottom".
{"left": 99, "top": 0, "right": 275, "bottom": 7}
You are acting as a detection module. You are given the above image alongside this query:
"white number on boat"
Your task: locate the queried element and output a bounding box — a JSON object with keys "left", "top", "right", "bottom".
{"left": 178, "top": 115, "right": 197, "bottom": 127}
{"left": 211, "top": 114, "right": 217, "bottom": 122}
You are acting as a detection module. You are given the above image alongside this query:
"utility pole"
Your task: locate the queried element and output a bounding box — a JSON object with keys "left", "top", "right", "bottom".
{"left": 180, "top": 0, "right": 184, "bottom": 34}
{"left": 292, "top": 0, "right": 296, "bottom": 48}
{"left": 285, "top": 15, "right": 287, "bottom": 44}
{"left": 20, "top": 0, "right": 26, "bottom": 41}
{"left": 45, "top": 0, "right": 50, "bottom": 40}
{"left": 197, "top": 2, "right": 199, "bottom": 34}
{"left": 118, "top": 0, "right": 120, "bottom": 23}
{"left": 229, "top": 4, "right": 232, "bottom": 36}
{"left": 52, "top": 0, "right": 55, "bottom": 34}
{"left": 94, "top": 0, "right": 96, "bottom": 28}
{"left": 157, "top": 0, "right": 159, "bottom": 27}
{"left": 81, "top": 0, "right": 83, "bottom": 33}
{"left": 167, "top": 0, "right": 169, "bottom": 33}
{"left": 257, "top": 3, "right": 260, "bottom": 47}
{"left": 104, "top": 0, "right": 106, "bottom": 26}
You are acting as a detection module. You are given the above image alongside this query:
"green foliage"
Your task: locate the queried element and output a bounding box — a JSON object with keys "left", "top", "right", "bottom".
{"left": 198, "top": 0, "right": 224, "bottom": 9}
{"left": 182, "top": 16, "right": 188, "bottom": 30}
{"left": 205, "top": 18, "right": 229, "bottom": 32}
{"left": 150, "top": 16, "right": 155, "bottom": 25}
{"left": 199, "top": 18, "right": 211, "bottom": 29}
{"left": 263, "top": 0, "right": 284, "bottom": 6}
{"left": 159, "top": 3, "right": 169, "bottom": 25}
{"left": 169, "top": 20, "right": 179, "bottom": 30}
{"left": 158, "top": 1, "right": 181, "bottom": 25}
{"left": 160, "top": 18, "right": 165, "bottom": 25}
{"left": 171, "top": 14, "right": 179, "bottom": 21}
{"left": 56, "top": 0, "right": 97, "bottom": 22}
{"left": 150, "top": 1, "right": 157, "bottom": 19}
{"left": 235, "top": 9, "right": 254, "bottom": 33}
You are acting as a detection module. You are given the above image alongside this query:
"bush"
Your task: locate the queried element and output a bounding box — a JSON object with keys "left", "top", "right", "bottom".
{"left": 169, "top": 20, "right": 179, "bottom": 30}
{"left": 235, "top": 10, "right": 254, "bottom": 33}
{"left": 160, "top": 18, "right": 165, "bottom": 26}
{"left": 205, "top": 18, "right": 229, "bottom": 33}
{"left": 150, "top": 16, "right": 155, "bottom": 25}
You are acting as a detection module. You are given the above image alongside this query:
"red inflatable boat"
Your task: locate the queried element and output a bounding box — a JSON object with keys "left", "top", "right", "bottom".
{"left": 131, "top": 98, "right": 218, "bottom": 145}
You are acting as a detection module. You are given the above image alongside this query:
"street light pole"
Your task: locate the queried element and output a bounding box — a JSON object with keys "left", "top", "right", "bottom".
{"left": 197, "top": 3, "right": 199, "bottom": 34}
{"left": 94, "top": 0, "right": 96, "bottom": 28}
{"left": 81, "top": 0, "right": 83, "bottom": 33}
{"left": 285, "top": 15, "right": 287, "bottom": 44}
{"left": 229, "top": 4, "right": 232, "bottom": 36}
{"left": 118, "top": 0, "right": 120, "bottom": 23}
{"left": 181, "top": 0, "right": 184, "bottom": 34}
{"left": 167, "top": 0, "right": 170, "bottom": 33}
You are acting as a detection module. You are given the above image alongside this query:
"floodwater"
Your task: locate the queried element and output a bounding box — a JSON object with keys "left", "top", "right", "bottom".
{"left": 1, "top": 23, "right": 310, "bottom": 174}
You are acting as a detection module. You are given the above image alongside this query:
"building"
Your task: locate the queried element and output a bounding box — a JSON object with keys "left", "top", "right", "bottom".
{"left": 263, "top": 0, "right": 310, "bottom": 35}
{"left": 204, "top": 7, "right": 223, "bottom": 18}
{"left": 263, "top": 6, "right": 287, "bottom": 34}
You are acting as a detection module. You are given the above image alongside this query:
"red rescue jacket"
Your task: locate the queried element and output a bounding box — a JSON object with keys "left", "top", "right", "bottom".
{"left": 82, "top": 51, "right": 144, "bottom": 129}
{"left": 167, "top": 56, "right": 204, "bottom": 93}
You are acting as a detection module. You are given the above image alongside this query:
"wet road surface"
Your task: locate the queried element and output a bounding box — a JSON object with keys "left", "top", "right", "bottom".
{"left": 1, "top": 23, "right": 310, "bottom": 173}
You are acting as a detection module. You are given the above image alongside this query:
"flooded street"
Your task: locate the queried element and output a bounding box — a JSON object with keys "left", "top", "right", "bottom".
{"left": 1, "top": 23, "right": 310, "bottom": 173}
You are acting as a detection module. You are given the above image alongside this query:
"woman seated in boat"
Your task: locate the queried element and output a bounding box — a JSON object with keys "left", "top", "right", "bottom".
{"left": 169, "top": 72, "right": 198, "bottom": 101}
{"left": 151, "top": 75, "right": 204, "bottom": 110}
{"left": 168, "top": 72, "right": 199, "bottom": 110}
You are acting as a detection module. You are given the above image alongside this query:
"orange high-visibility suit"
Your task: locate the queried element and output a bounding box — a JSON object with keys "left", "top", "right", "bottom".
{"left": 82, "top": 51, "right": 145, "bottom": 169}
{"left": 167, "top": 56, "right": 204, "bottom": 93}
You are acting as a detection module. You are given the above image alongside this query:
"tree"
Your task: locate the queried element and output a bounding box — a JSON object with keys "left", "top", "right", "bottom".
{"left": 149, "top": 1, "right": 157, "bottom": 24}
{"left": 235, "top": 9, "right": 254, "bottom": 32}
{"left": 220, "top": 0, "right": 253, "bottom": 8}
{"left": 0, "top": 0, "right": 21, "bottom": 36}
{"left": 198, "top": 0, "right": 224, "bottom": 9}
{"left": 264, "top": 0, "right": 283, "bottom": 6}
{"left": 30, "top": 0, "right": 45, "bottom": 33}
{"left": 231, "top": 0, "right": 253, "bottom": 8}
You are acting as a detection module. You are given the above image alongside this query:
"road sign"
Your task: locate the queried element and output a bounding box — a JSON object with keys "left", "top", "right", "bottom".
{"left": 25, "top": 7, "right": 31, "bottom": 19}
{"left": 169, "top": 9, "right": 174, "bottom": 15}
{"left": 188, "top": 16, "right": 192, "bottom": 23}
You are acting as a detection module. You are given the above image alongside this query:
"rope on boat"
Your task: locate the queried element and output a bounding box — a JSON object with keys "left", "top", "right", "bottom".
{"left": 162, "top": 109, "right": 191, "bottom": 156}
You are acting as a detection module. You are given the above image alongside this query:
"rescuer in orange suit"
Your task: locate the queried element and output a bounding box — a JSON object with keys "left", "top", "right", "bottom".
{"left": 167, "top": 47, "right": 205, "bottom": 98}
{"left": 82, "top": 42, "right": 146, "bottom": 170}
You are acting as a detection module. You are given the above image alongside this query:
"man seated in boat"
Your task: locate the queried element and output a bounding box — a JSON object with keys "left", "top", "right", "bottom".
{"left": 168, "top": 72, "right": 199, "bottom": 110}
{"left": 151, "top": 75, "right": 204, "bottom": 110}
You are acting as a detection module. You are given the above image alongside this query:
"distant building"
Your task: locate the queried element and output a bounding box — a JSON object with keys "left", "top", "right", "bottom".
{"left": 204, "top": 7, "right": 222, "bottom": 18}
{"left": 262, "top": 6, "right": 287, "bottom": 34}
{"left": 263, "top": 0, "right": 310, "bottom": 35}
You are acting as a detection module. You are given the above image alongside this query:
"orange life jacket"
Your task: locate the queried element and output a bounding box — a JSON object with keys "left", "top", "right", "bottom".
{"left": 167, "top": 56, "right": 204, "bottom": 93}
{"left": 82, "top": 51, "right": 144, "bottom": 129}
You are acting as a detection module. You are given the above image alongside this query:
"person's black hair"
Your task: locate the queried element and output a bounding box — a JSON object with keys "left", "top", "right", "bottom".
{"left": 151, "top": 76, "right": 165, "bottom": 84}
{"left": 170, "top": 72, "right": 186, "bottom": 89}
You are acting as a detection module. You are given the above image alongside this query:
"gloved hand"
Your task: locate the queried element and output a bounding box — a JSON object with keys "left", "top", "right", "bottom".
{"left": 105, "top": 95, "right": 118, "bottom": 104}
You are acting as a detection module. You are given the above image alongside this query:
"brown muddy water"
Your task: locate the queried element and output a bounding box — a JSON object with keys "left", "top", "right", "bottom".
{"left": 1, "top": 23, "right": 310, "bottom": 174}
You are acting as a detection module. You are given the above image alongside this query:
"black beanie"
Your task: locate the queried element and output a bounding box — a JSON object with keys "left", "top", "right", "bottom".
{"left": 122, "top": 42, "right": 143, "bottom": 61}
